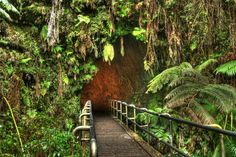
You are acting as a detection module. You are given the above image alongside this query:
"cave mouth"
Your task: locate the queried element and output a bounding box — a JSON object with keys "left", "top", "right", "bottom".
{"left": 80, "top": 36, "right": 146, "bottom": 113}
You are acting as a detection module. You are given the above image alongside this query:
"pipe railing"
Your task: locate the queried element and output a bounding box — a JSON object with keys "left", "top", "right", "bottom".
{"left": 110, "top": 99, "right": 236, "bottom": 157}
{"left": 73, "top": 100, "right": 97, "bottom": 157}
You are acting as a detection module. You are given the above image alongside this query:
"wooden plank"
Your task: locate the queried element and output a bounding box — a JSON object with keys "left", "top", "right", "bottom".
{"left": 95, "top": 115, "right": 152, "bottom": 157}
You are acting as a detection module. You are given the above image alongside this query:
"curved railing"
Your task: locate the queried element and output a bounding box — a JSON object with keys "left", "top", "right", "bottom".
{"left": 73, "top": 100, "right": 97, "bottom": 157}
{"left": 110, "top": 99, "right": 236, "bottom": 157}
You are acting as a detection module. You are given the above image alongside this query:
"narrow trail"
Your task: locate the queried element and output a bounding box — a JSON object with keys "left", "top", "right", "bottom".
{"left": 94, "top": 114, "right": 151, "bottom": 157}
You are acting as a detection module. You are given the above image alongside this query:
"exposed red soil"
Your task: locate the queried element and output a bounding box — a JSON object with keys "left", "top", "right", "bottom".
{"left": 81, "top": 36, "right": 146, "bottom": 112}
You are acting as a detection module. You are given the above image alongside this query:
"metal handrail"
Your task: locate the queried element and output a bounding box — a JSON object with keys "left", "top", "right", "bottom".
{"left": 110, "top": 99, "right": 236, "bottom": 157}
{"left": 73, "top": 100, "right": 97, "bottom": 157}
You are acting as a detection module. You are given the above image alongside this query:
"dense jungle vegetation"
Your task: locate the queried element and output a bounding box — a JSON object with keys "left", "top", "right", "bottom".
{"left": 0, "top": 0, "right": 236, "bottom": 156}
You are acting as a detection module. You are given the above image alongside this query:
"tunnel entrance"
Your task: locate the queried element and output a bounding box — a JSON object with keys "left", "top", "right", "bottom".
{"left": 81, "top": 36, "right": 146, "bottom": 112}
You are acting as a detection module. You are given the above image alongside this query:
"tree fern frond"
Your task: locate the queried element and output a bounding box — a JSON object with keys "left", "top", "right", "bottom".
{"left": 146, "top": 62, "right": 193, "bottom": 93}
{"left": 168, "top": 74, "right": 208, "bottom": 88}
{"left": 185, "top": 107, "right": 202, "bottom": 124}
{"left": 195, "top": 59, "right": 217, "bottom": 73}
{"left": 191, "top": 102, "right": 215, "bottom": 124}
{"left": 206, "top": 84, "right": 236, "bottom": 105}
{"left": 146, "top": 67, "right": 181, "bottom": 93}
{"left": 225, "top": 139, "right": 236, "bottom": 157}
{"left": 165, "top": 83, "right": 201, "bottom": 100}
{"left": 182, "top": 69, "right": 209, "bottom": 84}
{"left": 199, "top": 87, "right": 234, "bottom": 113}
{"left": 166, "top": 97, "right": 190, "bottom": 108}
{"left": 215, "top": 60, "right": 236, "bottom": 76}
{"left": 179, "top": 62, "right": 193, "bottom": 69}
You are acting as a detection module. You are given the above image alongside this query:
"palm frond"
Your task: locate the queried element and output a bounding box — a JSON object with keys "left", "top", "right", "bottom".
{"left": 195, "top": 59, "right": 217, "bottom": 73}
{"left": 215, "top": 60, "right": 236, "bottom": 76}
{"left": 146, "top": 62, "right": 192, "bottom": 93}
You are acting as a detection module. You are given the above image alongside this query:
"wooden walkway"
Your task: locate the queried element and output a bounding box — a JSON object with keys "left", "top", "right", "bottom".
{"left": 94, "top": 115, "right": 151, "bottom": 157}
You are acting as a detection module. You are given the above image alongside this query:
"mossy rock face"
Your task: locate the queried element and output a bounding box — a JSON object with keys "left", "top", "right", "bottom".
{"left": 2, "top": 24, "right": 40, "bottom": 54}
{"left": 0, "top": 21, "right": 9, "bottom": 36}
{"left": 21, "top": 3, "right": 50, "bottom": 25}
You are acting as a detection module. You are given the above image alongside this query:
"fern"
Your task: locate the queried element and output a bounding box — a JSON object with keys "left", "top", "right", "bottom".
{"left": 0, "top": 0, "right": 19, "bottom": 21}
{"left": 199, "top": 85, "right": 235, "bottom": 113}
{"left": 151, "top": 126, "right": 171, "bottom": 142}
{"left": 166, "top": 68, "right": 236, "bottom": 124}
{"left": 166, "top": 83, "right": 202, "bottom": 100}
{"left": 215, "top": 60, "right": 236, "bottom": 76}
{"left": 146, "top": 62, "right": 192, "bottom": 93}
{"left": 225, "top": 139, "right": 236, "bottom": 157}
{"left": 191, "top": 103, "right": 215, "bottom": 124}
{"left": 195, "top": 59, "right": 217, "bottom": 73}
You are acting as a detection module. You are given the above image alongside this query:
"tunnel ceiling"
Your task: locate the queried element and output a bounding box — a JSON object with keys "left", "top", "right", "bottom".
{"left": 81, "top": 36, "right": 146, "bottom": 112}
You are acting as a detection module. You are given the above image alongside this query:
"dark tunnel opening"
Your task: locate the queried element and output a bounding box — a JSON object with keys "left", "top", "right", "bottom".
{"left": 80, "top": 36, "right": 146, "bottom": 113}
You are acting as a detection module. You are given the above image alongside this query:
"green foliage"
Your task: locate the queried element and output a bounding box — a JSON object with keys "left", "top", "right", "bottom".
{"left": 24, "top": 128, "right": 83, "bottom": 156}
{"left": 165, "top": 67, "right": 236, "bottom": 124}
{"left": 20, "top": 58, "right": 32, "bottom": 64}
{"left": 114, "top": 0, "right": 133, "bottom": 18}
{"left": 132, "top": 27, "right": 146, "bottom": 42}
{"left": 76, "top": 15, "right": 90, "bottom": 25}
{"left": 225, "top": 138, "right": 236, "bottom": 157}
{"left": 195, "top": 59, "right": 217, "bottom": 73}
{"left": 146, "top": 62, "right": 192, "bottom": 93}
{"left": 151, "top": 126, "right": 171, "bottom": 142}
{"left": 40, "top": 25, "right": 48, "bottom": 41}
{"left": 0, "top": 0, "right": 19, "bottom": 21}
{"left": 136, "top": 110, "right": 171, "bottom": 143}
{"left": 215, "top": 60, "right": 236, "bottom": 76}
{"left": 103, "top": 42, "right": 114, "bottom": 63}
{"left": 40, "top": 80, "right": 51, "bottom": 96}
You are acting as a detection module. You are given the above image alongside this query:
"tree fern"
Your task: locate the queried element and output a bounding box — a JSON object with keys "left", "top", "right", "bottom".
{"left": 0, "top": 0, "right": 19, "bottom": 21}
{"left": 191, "top": 103, "right": 215, "bottom": 124}
{"left": 200, "top": 85, "right": 236, "bottom": 113}
{"left": 225, "top": 139, "right": 236, "bottom": 157}
{"left": 195, "top": 59, "right": 217, "bottom": 73}
{"left": 165, "top": 83, "right": 202, "bottom": 100}
{"left": 146, "top": 62, "right": 192, "bottom": 93}
{"left": 166, "top": 69, "right": 236, "bottom": 124}
{"left": 215, "top": 60, "right": 236, "bottom": 76}
{"left": 185, "top": 107, "right": 202, "bottom": 124}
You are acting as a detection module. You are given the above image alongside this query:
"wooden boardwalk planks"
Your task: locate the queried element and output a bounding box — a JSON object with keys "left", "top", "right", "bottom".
{"left": 94, "top": 115, "right": 151, "bottom": 157}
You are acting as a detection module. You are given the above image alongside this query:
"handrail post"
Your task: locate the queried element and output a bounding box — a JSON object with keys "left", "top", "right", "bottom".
{"left": 125, "top": 104, "right": 128, "bottom": 127}
{"left": 73, "top": 100, "right": 97, "bottom": 157}
{"left": 120, "top": 102, "right": 123, "bottom": 122}
{"left": 115, "top": 101, "right": 118, "bottom": 119}
{"left": 133, "top": 105, "right": 137, "bottom": 132}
